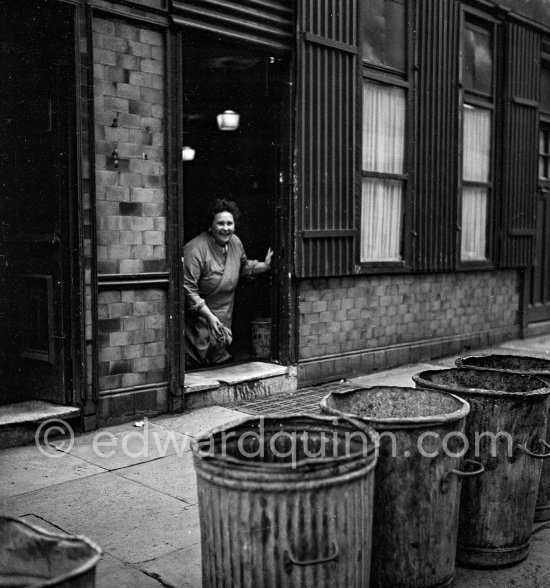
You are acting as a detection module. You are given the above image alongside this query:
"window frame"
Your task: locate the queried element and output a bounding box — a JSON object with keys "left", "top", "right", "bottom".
{"left": 357, "top": 0, "right": 414, "bottom": 273}
{"left": 457, "top": 8, "right": 499, "bottom": 270}
{"left": 539, "top": 52, "right": 550, "bottom": 194}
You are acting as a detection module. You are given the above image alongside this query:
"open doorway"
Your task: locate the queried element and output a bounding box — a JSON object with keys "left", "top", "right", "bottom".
{"left": 181, "top": 36, "right": 285, "bottom": 365}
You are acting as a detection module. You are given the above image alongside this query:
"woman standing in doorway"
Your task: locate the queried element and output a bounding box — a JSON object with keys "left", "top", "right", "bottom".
{"left": 183, "top": 199, "right": 273, "bottom": 368}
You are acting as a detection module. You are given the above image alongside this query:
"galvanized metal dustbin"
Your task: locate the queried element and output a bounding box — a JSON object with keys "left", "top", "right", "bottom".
{"left": 456, "top": 353, "right": 550, "bottom": 522}
{"left": 413, "top": 368, "right": 550, "bottom": 568}
{"left": 320, "top": 386, "right": 477, "bottom": 588}
{"left": 0, "top": 515, "right": 102, "bottom": 587}
{"left": 192, "top": 414, "right": 379, "bottom": 588}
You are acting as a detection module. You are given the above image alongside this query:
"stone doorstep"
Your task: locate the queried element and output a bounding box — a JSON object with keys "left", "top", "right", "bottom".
{"left": 0, "top": 401, "right": 81, "bottom": 427}
{"left": 0, "top": 401, "right": 81, "bottom": 450}
{"left": 184, "top": 362, "right": 296, "bottom": 409}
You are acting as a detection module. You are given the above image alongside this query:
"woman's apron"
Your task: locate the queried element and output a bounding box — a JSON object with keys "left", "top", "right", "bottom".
{"left": 184, "top": 238, "right": 242, "bottom": 367}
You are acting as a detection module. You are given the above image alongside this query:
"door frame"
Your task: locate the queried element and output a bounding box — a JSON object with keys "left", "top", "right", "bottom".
{"left": 172, "top": 30, "right": 295, "bottom": 391}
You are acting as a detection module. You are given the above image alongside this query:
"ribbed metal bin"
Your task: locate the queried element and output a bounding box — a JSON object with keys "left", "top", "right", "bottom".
{"left": 320, "top": 386, "right": 476, "bottom": 588}
{"left": 456, "top": 354, "right": 550, "bottom": 522}
{"left": 0, "top": 516, "right": 102, "bottom": 587}
{"left": 192, "top": 414, "right": 378, "bottom": 588}
{"left": 413, "top": 368, "right": 550, "bottom": 568}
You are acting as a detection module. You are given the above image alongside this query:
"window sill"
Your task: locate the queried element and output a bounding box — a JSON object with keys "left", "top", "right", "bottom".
{"left": 355, "top": 260, "right": 411, "bottom": 275}
{"left": 457, "top": 259, "right": 495, "bottom": 271}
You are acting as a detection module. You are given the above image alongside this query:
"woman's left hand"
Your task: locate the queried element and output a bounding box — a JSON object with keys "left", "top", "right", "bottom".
{"left": 264, "top": 247, "right": 273, "bottom": 268}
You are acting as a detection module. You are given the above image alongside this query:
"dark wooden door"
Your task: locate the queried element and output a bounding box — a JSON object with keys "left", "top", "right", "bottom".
{"left": 528, "top": 186, "right": 550, "bottom": 323}
{"left": 0, "top": 2, "right": 75, "bottom": 404}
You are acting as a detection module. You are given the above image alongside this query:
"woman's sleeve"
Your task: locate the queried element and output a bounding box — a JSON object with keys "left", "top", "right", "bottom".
{"left": 238, "top": 240, "right": 261, "bottom": 277}
{"left": 183, "top": 243, "right": 206, "bottom": 313}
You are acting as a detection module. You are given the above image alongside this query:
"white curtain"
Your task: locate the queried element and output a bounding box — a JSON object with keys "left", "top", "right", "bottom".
{"left": 361, "top": 83, "right": 405, "bottom": 262}
{"left": 362, "top": 83, "right": 405, "bottom": 173}
{"left": 461, "top": 106, "right": 490, "bottom": 260}
{"left": 361, "top": 178, "right": 403, "bottom": 261}
{"left": 461, "top": 187, "right": 487, "bottom": 260}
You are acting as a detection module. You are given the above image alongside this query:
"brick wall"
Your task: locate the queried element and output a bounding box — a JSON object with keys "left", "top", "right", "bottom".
{"left": 98, "top": 289, "right": 167, "bottom": 392}
{"left": 298, "top": 270, "right": 520, "bottom": 383}
{"left": 92, "top": 17, "right": 168, "bottom": 400}
{"left": 93, "top": 17, "right": 166, "bottom": 275}
{"left": 79, "top": 8, "right": 95, "bottom": 408}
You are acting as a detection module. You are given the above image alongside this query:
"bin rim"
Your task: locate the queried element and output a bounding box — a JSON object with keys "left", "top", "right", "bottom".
{"left": 319, "top": 386, "right": 470, "bottom": 429}
{"left": 0, "top": 515, "right": 103, "bottom": 587}
{"left": 191, "top": 412, "right": 379, "bottom": 470}
{"left": 412, "top": 368, "right": 550, "bottom": 398}
{"left": 456, "top": 353, "right": 550, "bottom": 377}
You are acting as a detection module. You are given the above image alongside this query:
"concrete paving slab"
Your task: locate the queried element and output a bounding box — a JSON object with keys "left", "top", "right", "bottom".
{"left": 348, "top": 362, "right": 442, "bottom": 388}
{"left": 0, "top": 443, "right": 105, "bottom": 499}
{"left": 50, "top": 420, "right": 191, "bottom": 470}
{"left": 18, "top": 514, "right": 165, "bottom": 588}
{"left": 139, "top": 542, "right": 202, "bottom": 588}
{"left": 97, "top": 553, "right": 166, "bottom": 588}
{"left": 115, "top": 451, "right": 198, "bottom": 505}
{"left": 499, "top": 334, "right": 550, "bottom": 356}
{"left": 152, "top": 405, "right": 247, "bottom": 438}
{"left": 0, "top": 471, "right": 201, "bottom": 564}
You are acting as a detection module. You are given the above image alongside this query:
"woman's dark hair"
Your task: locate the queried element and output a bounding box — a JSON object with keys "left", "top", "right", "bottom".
{"left": 207, "top": 199, "right": 241, "bottom": 226}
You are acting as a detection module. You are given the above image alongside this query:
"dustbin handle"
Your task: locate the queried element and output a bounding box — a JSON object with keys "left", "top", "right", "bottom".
{"left": 284, "top": 542, "right": 339, "bottom": 574}
{"left": 516, "top": 440, "right": 550, "bottom": 459}
{"left": 448, "top": 458, "right": 485, "bottom": 477}
{"left": 440, "top": 459, "right": 484, "bottom": 493}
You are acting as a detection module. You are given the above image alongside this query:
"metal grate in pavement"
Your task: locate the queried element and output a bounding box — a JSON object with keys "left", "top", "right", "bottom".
{"left": 232, "top": 380, "right": 359, "bottom": 416}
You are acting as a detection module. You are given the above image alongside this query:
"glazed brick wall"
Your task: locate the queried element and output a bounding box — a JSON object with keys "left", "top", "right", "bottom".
{"left": 79, "top": 9, "right": 95, "bottom": 403}
{"left": 93, "top": 17, "right": 166, "bottom": 275}
{"left": 298, "top": 270, "right": 520, "bottom": 361}
{"left": 97, "top": 289, "right": 167, "bottom": 392}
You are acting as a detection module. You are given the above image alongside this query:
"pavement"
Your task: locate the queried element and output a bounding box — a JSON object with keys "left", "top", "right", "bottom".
{"left": 1, "top": 333, "right": 550, "bottom": 587}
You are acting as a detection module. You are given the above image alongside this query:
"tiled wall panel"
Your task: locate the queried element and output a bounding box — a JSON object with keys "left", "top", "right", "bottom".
{"left": 93, "top": 18, "right": 166, "bottom": 275}
{"left": 97, "top": 288, "right": 167, "bottom": 393}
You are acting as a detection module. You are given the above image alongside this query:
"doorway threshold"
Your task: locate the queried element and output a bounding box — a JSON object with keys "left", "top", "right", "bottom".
{"left": 0, "top": 400, "right": 81, "bottom": 450}
{"left": 184, "top": 361, "right": 297, "bottom": 409}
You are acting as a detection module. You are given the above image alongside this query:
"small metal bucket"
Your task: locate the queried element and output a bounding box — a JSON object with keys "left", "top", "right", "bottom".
{"left": 456, "top": 353, "right": 550, "bottom": 522}
{"left": 320, "top": 386, "right": 476, "bottom": 588}
{"left": 413, "top": 368, "right": 550, "bottom": 568}
{"left": 192, "top": 414, "right": 378, "bottom": 588}
{"left": 0, "top": 516, "right": 102, "bottom": 587}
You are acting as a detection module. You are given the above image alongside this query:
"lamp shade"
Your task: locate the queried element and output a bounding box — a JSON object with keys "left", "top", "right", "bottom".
{"left": 216, "top": 110, "right": 240, "bottom": 131}
{"left": 181, "top": 146, "right": 196, "bottom": 161}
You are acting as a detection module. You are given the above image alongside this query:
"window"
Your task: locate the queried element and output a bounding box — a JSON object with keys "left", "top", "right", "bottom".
{"left": 362, "top": 0, "right": 406, "bottom": 72}
{"left": 539, "top": 60, "right": 550, "bottom": 193}
{"left": 539, "top": 127, "right": 550, "bottom": 182}
{"left": 460, "top": 16, "right": 495, "bottom": 262}
{"left": 360, "top": 0, "right": 408, "bottom": 264}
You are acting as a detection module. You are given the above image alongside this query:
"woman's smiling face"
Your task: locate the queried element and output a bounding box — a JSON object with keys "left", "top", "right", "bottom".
{"left": 210, "top": 211, "right": 235, "bottom": 246}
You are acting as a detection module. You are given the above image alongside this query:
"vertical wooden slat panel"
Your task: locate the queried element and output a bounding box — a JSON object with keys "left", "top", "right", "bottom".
{"left": 499, "top": 22, "right": 539, "bottom": 268}
{"left": 413, "top": 0, "right": 459, "bottom": 271}
{"left": 171, "top": 0, "right": 294, "bottom": 54}
{"left": 295, "top": 0, "right": 358, "bottom": 278}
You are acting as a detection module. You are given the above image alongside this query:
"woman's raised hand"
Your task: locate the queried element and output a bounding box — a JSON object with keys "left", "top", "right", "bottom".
{"left": 264, "top": 247, "right": 274, "bottom": 268}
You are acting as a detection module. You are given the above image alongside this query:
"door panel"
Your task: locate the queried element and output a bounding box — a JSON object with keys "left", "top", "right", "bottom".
{"left": 0, "top": 2, "right": 75, "bottom": 404}
{"left": 528, "top": 187, "right": 550, "bottom": 323}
